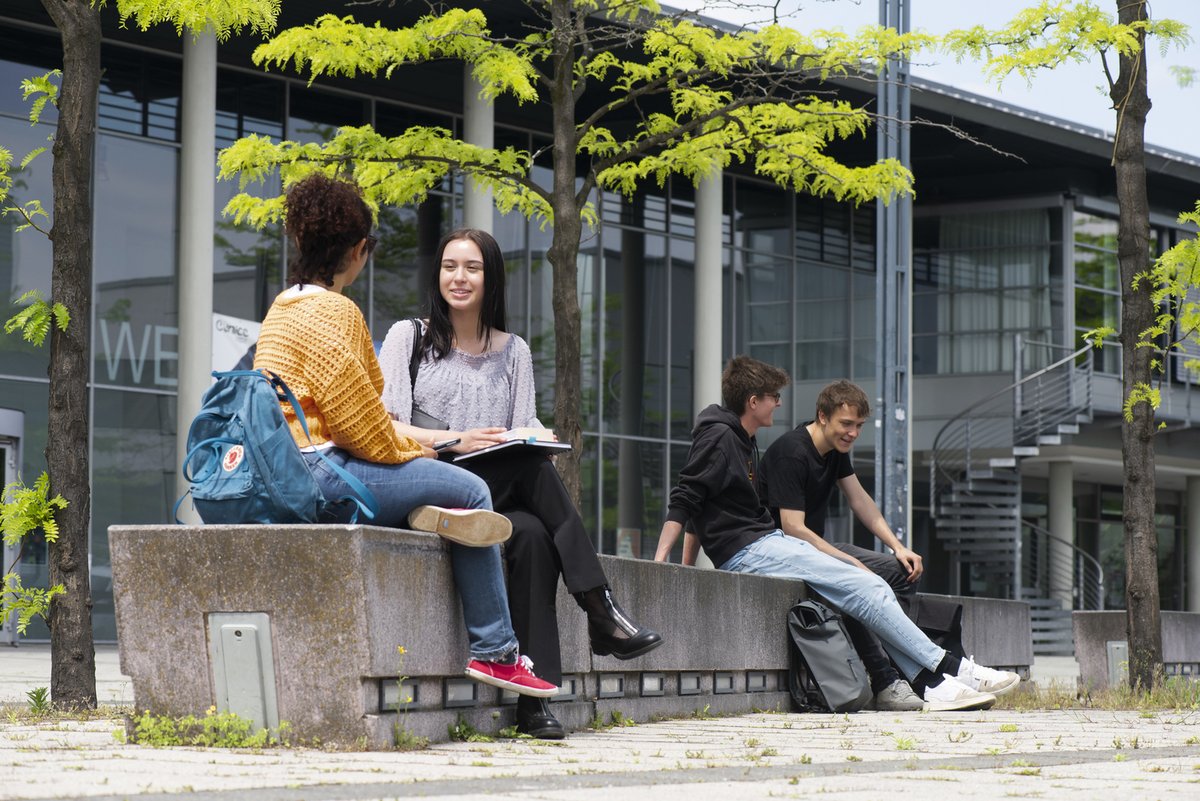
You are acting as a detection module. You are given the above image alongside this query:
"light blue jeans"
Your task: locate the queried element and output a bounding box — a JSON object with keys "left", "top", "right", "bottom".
{"left": 721, "top": 530, "right": 944, "bottom": 681}
{"left": 305, "top": 448, "right": 518, "bottom": 662}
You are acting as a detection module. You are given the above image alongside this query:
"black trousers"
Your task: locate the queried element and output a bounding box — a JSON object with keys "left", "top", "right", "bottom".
{"left": 462, "top": 450, "right": 608, "bottom": 684}
{"left": 830, "top": 542, "right": 918, "bottom": 692}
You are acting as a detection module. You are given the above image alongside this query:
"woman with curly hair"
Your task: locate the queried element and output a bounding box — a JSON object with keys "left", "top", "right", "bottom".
{"left": 253, "top": 175, "right": 555, "bottom": 698}
{"left": 378, "top": 228, "right": 662, "bottom": 739}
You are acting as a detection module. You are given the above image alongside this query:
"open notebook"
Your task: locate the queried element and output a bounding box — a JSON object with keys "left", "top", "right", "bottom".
{"left": 450, "top": 427, "right": 572, "bottom": 464}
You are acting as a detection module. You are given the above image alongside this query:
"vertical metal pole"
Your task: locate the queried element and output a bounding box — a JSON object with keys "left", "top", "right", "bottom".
{"left": 875, "top": 0, "right": 912, "bottom": 546}
{"left": 175, "top": 30, "right": 218, "bottom": 524}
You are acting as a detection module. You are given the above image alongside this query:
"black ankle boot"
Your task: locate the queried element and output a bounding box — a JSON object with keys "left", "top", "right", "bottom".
{"left": 516, "top": 695, "right": 565, "bottom": 740}
{"left": 574, "top": 585, "right": 663, "bottom": 660}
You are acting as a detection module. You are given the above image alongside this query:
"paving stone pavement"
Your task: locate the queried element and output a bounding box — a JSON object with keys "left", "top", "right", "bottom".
{"left": 3, "top": 645, "right": 1199, "bottom": 800}
{"left": 3, "top": 707, "right": 1199, "bottom": 801}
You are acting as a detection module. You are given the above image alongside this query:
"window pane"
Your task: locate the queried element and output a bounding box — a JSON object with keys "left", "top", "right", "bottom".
{"left": 91, "top": 388, "right": 177, "bottom": 641}
{"left": 93, "top": 135, "right": 179, "bottom": 390}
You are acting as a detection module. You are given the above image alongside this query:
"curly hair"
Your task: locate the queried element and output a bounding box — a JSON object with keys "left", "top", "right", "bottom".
{"left": 721, "top": 355, "right": 789, "bottom": 415}
{"left": 423, "top": 228, "right": 508, "bottom": 360}
{"left": 815, "top": 380, "right": 871, "bottom": 420}
{"left": 284, "top": 174, "right": 372, "bottom": 287}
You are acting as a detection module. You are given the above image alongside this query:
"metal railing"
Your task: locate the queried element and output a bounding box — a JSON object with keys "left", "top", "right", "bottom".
{"left": 1013, "top": 338, "right": 1095, "bottom": 445}
{"left": 930, "top": 339, "right": 1095, "bottom": 518}
{"left": 1020, "top": 518, "right": 1104, "bottom": 611}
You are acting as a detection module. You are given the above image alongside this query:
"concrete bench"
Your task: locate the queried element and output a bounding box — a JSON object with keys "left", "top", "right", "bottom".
{"left": 110, "top": 525, "right": 1032, "bottom": 746}
{"left": 1073, "top": 611, "right": 1200, "bottom": 690}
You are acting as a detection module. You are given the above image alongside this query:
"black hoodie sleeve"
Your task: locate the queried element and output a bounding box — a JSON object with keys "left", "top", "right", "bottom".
{"left": 666, "top": 429, "right": 732, "bottom": 525}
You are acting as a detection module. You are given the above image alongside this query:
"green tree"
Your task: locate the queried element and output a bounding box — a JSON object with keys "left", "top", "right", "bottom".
{"left": 0, "top": 0, "right": 278, "bottom": 710}
{"left": 944, "top": 0, "right": 1191, "bottom": 690}
{"left": 217, "top": 0, "right": 934, "bottom": 502}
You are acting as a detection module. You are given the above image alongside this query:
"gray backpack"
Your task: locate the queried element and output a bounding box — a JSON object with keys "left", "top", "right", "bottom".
{"left": 786, "top": 599, "right": 873, "bottom": 713}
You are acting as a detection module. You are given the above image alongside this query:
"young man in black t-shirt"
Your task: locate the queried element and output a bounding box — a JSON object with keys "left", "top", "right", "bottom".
{"left": 655, "top": 357, "right": 1019, "bottom": 712}
{"left": 757, "top": 380, "right": 925, "bottom": 710}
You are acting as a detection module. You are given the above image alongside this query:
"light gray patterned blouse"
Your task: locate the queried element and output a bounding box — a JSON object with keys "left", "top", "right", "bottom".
{"left": 378, "top": 319, "right": 544, "bottom": 432}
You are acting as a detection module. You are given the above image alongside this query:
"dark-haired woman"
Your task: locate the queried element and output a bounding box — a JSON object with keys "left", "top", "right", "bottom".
{"left": 378, "top": 228, "right": 662, "bottom": 739}
{"left": 253, "top": 176, "right": 556, "bottom": 699}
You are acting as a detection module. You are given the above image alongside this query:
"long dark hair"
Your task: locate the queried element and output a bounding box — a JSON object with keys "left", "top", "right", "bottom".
{"left": 284, "top": 173, "right": 371, "bottom": 287}
{"left": 424, "top": 228, "right": 508, "bottom": 360}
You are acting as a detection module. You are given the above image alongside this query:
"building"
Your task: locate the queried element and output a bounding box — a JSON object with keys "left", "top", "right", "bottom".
{"left": 1, "top": 1, "right": 1197, "bottom": 650}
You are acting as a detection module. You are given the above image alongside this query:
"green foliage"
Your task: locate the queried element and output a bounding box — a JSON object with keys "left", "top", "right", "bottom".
{"left": 218, "top": 7, "right": 934, "bottom": 228}
{"left": 6, "top": 199, "right": 50, "bottom": 235}
{"left": 20, "top": 70, "right": 60, "bottom": 125}
{"left": 108, "top": 0, "right": 279, "bottom": 42}
{"left": 1139, "top": 201, "right": 1200, "bottom": 375}
{"left": 0, "top": 146, "right": 11, "bottom": 205}
{"left": 2, "top": 572, "right": 64, "bottom": 635}
{"left": 1123, "top": 382, "right": 1161, "bottom": 422}
{"left": 2, "top": 473, "right": 68, "bottom": 545}
{"left": 942, "top": 1, "right": 1191, "bottom": 88}
{"left": 1170, "top": 64, "right": 1196, "bottom": 87}
{"left": 25, "top": 686, "right": 51, "bottom": 716}
{"left": 1080, "top": 325, "right": 1117, "bottom": 348}
{"left": 127, "top": 706, "right": 289, "bottom": 747}
{"left": 448, "top": 715, "right": 493, "bottom": 742}
{"left": 4, "top": 290, "right": 70, "bottom": 347}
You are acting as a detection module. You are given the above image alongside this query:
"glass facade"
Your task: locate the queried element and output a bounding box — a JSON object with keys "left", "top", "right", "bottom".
{"left": 3, "top": 18, "right": 1198, "bottom": 639}
{"left": 914, "top": 207, "right": 1062, "bottom": 375}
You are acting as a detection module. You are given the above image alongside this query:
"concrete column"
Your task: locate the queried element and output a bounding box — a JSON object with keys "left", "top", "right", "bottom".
{"left": 693, "top": 168, "right": 723, "bottom": 411}
{"left": 174, "top": 30, "right": 218, "bottom": 523}
{"left": 691, "top": 168, "right": 723, "bottom": 569}
{"left": 1048, "top": 460, "right": 1075, "bottom": 609}
{"left": 1187, "top": 475, "right": 1200, "bottom": 612}
{"left": 462, "top": 70, "right": 494, "bottom": 230}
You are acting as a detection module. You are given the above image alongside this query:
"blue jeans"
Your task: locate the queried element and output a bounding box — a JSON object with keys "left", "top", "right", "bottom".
{"left": 721, "top": 531, "right": 944, "bottom": 681}
{"left": 305, "top": 449, "right": 518, "bottom": 662}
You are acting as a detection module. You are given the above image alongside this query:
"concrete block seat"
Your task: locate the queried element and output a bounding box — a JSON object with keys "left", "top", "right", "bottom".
{"left": 1073, "top": 611, "right": 1200, "bottom": 690}
{"left": 110, "top": 525, "right": 1033, "bottom": 746}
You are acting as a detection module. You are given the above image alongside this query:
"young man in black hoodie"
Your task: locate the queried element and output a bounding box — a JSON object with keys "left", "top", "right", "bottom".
{"left": 654, "top": 356, "right": 1019, "bottom": 711}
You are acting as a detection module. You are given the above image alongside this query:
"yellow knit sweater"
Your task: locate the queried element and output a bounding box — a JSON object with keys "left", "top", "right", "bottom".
{"left": 253, "top": 289, "right": 423, "bottom": 464}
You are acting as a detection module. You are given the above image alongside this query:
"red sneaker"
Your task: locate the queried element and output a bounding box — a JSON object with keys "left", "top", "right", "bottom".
{"left": 466, "top": 655, "right": 558, "bottom": 697}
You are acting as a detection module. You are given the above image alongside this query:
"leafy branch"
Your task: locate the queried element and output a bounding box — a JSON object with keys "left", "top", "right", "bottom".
{"left": 2, "top": 474, "right": 69, "bottom": 635}
{"left": 4, "top": 290, "right": 70, "bottom": 347}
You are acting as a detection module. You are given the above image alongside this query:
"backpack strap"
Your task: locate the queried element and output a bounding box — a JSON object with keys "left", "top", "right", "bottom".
{"left": 262, "top": 370, "right": 380, "bottom": 523}
{"left": 408, "top": 318, "right": 422, "bottom": 392}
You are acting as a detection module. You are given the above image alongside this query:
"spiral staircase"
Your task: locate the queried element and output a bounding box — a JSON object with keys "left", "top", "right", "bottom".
{"left": 929, "top": 339, "right": 1104, "bottom": 656}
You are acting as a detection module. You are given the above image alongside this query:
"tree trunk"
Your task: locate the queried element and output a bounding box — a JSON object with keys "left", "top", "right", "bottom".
{"left": 1112, "top": 0, "right": 1162, "bottom": 691}
{"left": 40, "top": 0, "right": 100, "bottom": 709}
{"left": 547, "top": 0, "right": 584, "bottom": 506}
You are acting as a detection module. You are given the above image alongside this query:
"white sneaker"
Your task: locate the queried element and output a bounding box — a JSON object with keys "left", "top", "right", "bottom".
{"left": 956, "top": 655, "right": 1021, "bottom": 697}
{"left": 923, "top": 675, "right": 996, "bottom": 712}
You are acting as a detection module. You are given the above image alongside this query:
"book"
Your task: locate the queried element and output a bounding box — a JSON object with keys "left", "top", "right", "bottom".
{"left": 450, "top": 431, "right": 572, "bottom": 464}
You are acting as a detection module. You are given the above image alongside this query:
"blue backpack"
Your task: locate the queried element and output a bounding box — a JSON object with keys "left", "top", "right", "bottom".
{"left": 176, "top": 370, "right": 378, "bottom": 525}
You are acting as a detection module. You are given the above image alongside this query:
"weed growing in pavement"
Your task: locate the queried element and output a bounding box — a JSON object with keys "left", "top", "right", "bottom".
{"left": 123, "top": 707, "right": 291, "bottom": 748}
{"left": 995, "top": 676, "right": 1200, "bottom": 711}
{"left": 448, "top": 716, "right": 493, "bottom": 743}
{"left": 25, "top": 687, "right": 50, "bottom": 716}
{"left": 589, "top": 710, "right": 636, "bottom": 730}
{"left": 390, "top": 646, "right": 428, "bottom": 751}
{"left": 999, "top": 723, "right": 1019, "bottom": 733}
{"left": 893, "top": 735, "right": 917, "bottom": 751}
